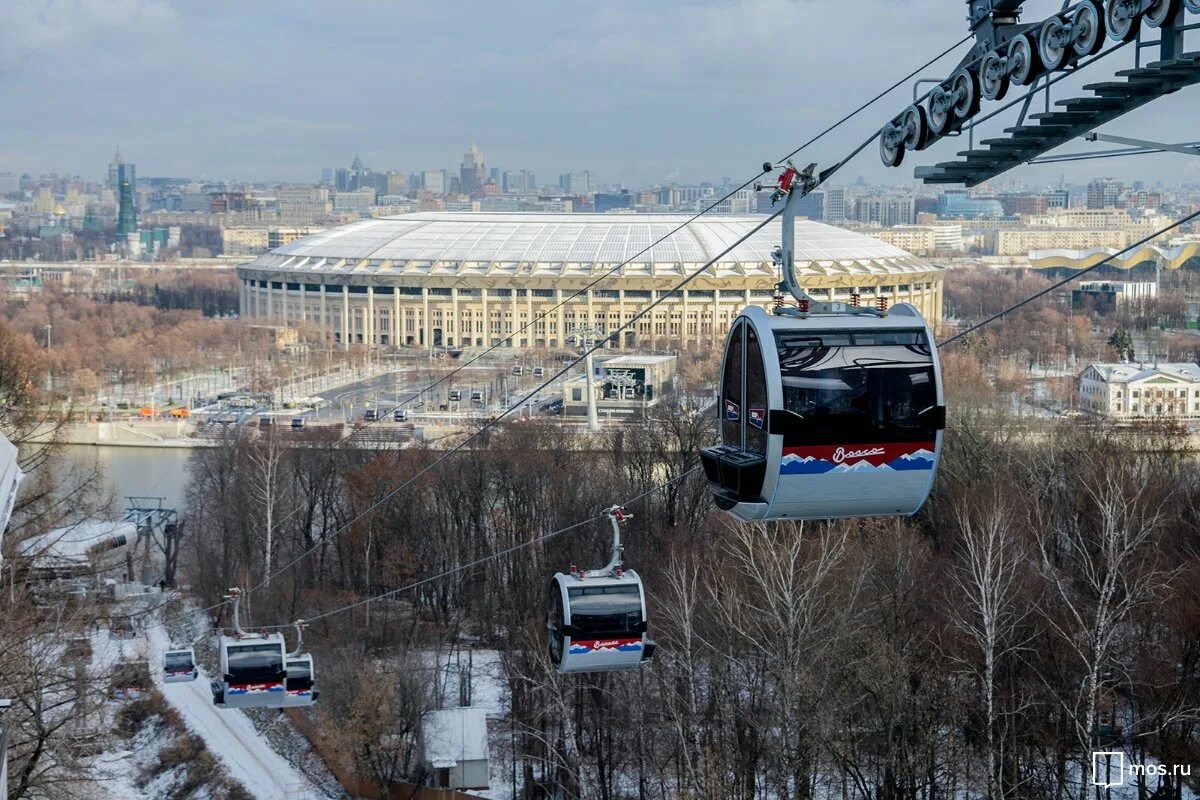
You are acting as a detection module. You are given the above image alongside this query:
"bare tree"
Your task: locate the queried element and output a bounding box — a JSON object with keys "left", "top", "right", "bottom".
{"left": 949, "top": 493, "right": 1031, "bottom": 799}
{"left": 1037, "top": 470, "right": 1172, "bottom": 800}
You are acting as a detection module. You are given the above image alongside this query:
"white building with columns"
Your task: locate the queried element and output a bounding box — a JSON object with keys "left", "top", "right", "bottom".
{"left": 235, "top": 213, "right": 944, "bottom": 351}
{"left": 1078, "top": 362, "right": 1200, "bottom": 418}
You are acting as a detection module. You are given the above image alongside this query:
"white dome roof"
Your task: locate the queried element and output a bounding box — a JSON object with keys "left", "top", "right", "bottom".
{"left": 245, "top": 213, "right": 936, "bottom": 281}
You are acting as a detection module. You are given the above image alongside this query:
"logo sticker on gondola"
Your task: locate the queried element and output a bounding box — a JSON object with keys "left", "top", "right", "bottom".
{"left": 779, "top": 442, "right": 936, "bottom": 474}
{"left": 724, "top": 400, "right": 740, "bottom": 421}
{"left": 749, "top": 408, "right": 765, "bottom": 429}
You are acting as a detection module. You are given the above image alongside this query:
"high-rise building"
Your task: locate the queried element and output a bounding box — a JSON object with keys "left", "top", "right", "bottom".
{"left": 503, "top": 170, "right": 535, "bottom": 193}
{"left": 422, "top": 170, "right": 447, "bottom": 194}
{"left": 858, "top": 194, "right": 917, "bottom": 226}
{"left": 489, "top": 167, "right": 501, "bottom": 185}
{"left": 460, "top": 141, "right": 486, "bottom": 193}
{"left": 336, "top": 155, "right": 372, "bottom": 192}
{"left": 823, "top": 187, "right": 847, "bottom": 224}
{"left": 116, "top": 176, "right": 137, "bottom": 235}
{"left": 320, "top": 167, "right": 334, "bottom": 186}
{"left": 559, "top": 171, "right": 591, "bottom": 195}
{"left": 277, "top": 186, "right": 332, "bottom": 225}
{"left": 107, "top": 146, "right": 134, "bottom": 193}
{"left": 385, "top": 171, "right": 407, "bottom": 195}
{"left": 793, "top": 190, "right": 825, "bottom": 220}
{"left": 1087, "top": 178, "right": 1124, "bottom": 209}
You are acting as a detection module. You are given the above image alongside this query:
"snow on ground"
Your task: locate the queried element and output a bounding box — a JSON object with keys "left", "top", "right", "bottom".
{"left": 145, "top": 624, "right": 317, "bottom": 800}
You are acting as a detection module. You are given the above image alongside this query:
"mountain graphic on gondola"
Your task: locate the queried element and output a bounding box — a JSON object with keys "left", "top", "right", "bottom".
{"left": 781, "top": 447, "right": 935, "bottom": 475}
{"left": 569, "top": 639, "right": 643, "bottom": 655}
{"left": 832, "top": 460, "right": 893, "bottom": 473}
{"left": 886, "top": 449, "right": 935, "bottom": 471}
{"left": 779, "top": 454, "right": 836, "bottom": 475}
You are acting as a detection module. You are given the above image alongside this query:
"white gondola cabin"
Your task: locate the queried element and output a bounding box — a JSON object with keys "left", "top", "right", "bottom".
{"left": 212, "top": 632, "right": 288, "bottom": 709}
{"left": 281, "top": 653, "right": 318, "bottom": 707}
{"left": 700, "top": 162, "right": 945, "bottom": 522}
{"left": 546, "top": 507, "right": 656, "bottom": 674}
{"left": 163, "top": 647, "right": 198, "bottom": 683}
{"left": 210, "top": 588, "right": 295, "bottom": 710}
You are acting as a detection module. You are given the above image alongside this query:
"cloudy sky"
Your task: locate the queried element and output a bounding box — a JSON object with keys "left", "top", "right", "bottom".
{"left": 4, "top": 0, "right": 1199, "bottom": 188}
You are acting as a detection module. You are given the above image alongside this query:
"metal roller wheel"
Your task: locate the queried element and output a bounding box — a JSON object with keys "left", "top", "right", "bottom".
{"left": 1144, "top": 0, "right": 1180, "bottom": 26}
{"left": 1008, "top": 33, "right": 1042, "bottom": 86}
{"left": 1185, "top": 0, "right": 1200, "bottom": 14}
{"left": 926, "top": 85, "right": 958, "bottom": 136}
{"left": 879, "top": 124, "right": 905, "bottom": 167}
{"left": 1073, "top": 0, "right": 1106, "bottom": 56}
{"left": 979, "top": 50, "right": 1010, "bottom": 101}
{"left": 901, "top": 104, "right": 931, "bottom": 150}
{"left": 950, "top": 69, "right": 981, "bottom": 121}
{"left": 1038, "top": 17, "right": 1070, "bottom": 70}
{"left": 1106, "top": 0, "right": 1142, "bottom": 41}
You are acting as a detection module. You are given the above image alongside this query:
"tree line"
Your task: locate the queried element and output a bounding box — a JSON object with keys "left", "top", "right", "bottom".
{"left": 181, "top": 374, "right": 1200, "bottom": 799}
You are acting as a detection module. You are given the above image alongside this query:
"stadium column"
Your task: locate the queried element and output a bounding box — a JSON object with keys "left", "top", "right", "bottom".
{"left": 320, "top": 285, "right": 328, "bottom": 341}
{"left": 556, "top": 289, "right": 565, "bottom": 349}
{"left": 422, "top": 288, "right": 432, "bottom": 350}
{"left": 393, "top": 289, "right": 401, "bottom": 348}
{"left": 681, "top": 289, "right": 689, "bottom": 350}
{"left": 525, "top": 291, "right": 533, "bottom": 348}
{"left": 710, "top": 292, "right": 718, "bottom": 345}
{"left": 280, "top": 282, "right": 288, "bottom": 326}
{"left": 239, "top": 278, "right": 247, "bottom": 316}
{"left": 451, "top": 288, "right": 460, "bottom": 348}
{"left": 618, "top": 290, "right": 626, "bottom": 350}
{"left": 366, "top": 285, "right": 375, "bottom": 347}
{"left": 266, "top": 279, "right": 274, "bottom": 319}
{"left": 299, "top": 283, "right": 306, "bottom": 323}
{"left": 482, "top": 289, "right": 491, "bottom": 348}
{"left": 341, "top": 285, "right": 350, "bottom": 350}
{"left": 509, "top": 290, "right": 518, "bottom": 347}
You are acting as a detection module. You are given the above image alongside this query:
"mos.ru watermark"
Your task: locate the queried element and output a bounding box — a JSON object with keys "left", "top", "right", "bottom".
{"left": 1092, "top": 751, "right": 1192, "bottom": 787}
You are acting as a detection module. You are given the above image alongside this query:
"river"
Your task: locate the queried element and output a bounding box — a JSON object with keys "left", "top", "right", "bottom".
{"left": 63, "top": 445, "right": 194, "bottom": 513}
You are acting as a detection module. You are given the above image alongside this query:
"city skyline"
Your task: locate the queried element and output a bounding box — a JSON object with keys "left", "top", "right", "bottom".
{"left": 6, "top": 0, "right": 1200, "bottom": 187}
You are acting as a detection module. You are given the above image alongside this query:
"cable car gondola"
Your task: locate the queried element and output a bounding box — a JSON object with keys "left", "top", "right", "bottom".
{"left": 211, "top": 588, "right": 305, "bottom": 710}
{"left": 283, "top": 653, "right": 318, "bottom": 707}
{"left": 546, "top": 506, "right": 656, "bottom": 674}
{"left": 163, "top": 647, "right": 198, "bottom": 683}
{"left": 281, "top": 621, "right": 318, "bottom": 707}
{"left": 700, "top": 163, "right": 945, "bottom": 522}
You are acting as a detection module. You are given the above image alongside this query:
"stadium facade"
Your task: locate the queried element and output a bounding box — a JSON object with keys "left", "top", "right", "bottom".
{"left": 236, "top": 213, "right": 944, "bottom": 350}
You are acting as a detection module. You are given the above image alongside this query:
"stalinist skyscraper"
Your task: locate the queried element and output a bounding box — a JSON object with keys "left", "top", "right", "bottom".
{"left": 459, "top": 140, "right": 486, "bottom": 194}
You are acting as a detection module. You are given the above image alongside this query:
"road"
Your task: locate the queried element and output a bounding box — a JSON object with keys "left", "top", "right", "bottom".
{"left": 305, "top": 363, "right": 572, "bottom": 422}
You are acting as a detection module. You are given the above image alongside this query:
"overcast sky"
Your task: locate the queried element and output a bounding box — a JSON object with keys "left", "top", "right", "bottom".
{"left": 4, "top": 0, "right": 1199, "bottom": 188}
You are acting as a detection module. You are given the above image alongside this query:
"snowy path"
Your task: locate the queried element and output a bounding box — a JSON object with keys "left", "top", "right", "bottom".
{"left": 146, "top": 626, "right": 313, "bottom": 800}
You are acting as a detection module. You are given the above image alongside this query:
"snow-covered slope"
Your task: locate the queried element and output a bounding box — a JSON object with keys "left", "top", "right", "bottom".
{"left": 146, "top": 626, "right": 314, "bottom": 800}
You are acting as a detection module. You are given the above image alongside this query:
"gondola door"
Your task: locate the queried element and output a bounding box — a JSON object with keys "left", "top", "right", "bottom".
{"left": 706, "top": 318, "right": 772, "bottom": 506}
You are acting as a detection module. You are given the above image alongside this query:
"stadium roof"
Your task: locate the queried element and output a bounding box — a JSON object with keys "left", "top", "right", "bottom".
{"left": 244, "top": 213, "right": 937, "bottom": 280}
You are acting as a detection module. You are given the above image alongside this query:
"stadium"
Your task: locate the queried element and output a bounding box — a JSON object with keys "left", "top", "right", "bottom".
{"left": 236, "top": 213, "right": 944, "bottom": 350}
